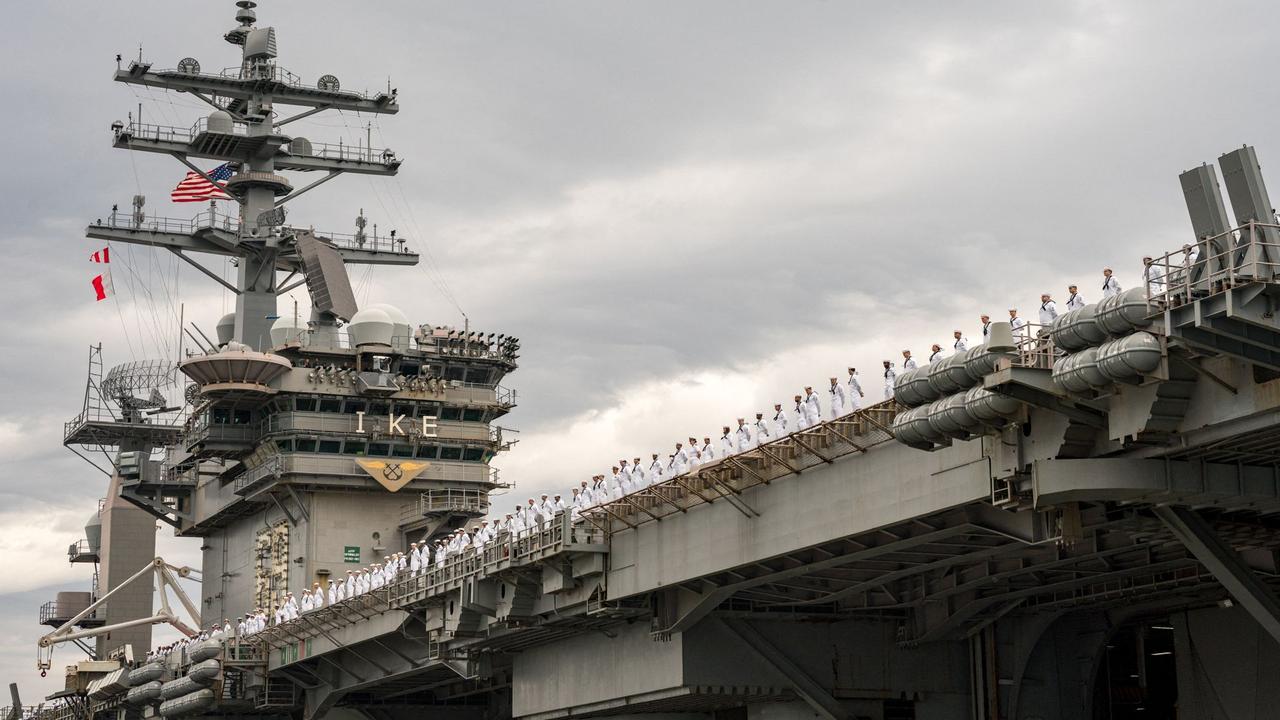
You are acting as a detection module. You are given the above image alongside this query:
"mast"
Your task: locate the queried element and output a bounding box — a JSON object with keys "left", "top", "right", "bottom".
{"left": 89, "top": 0, "right": 416, "bottom": 348}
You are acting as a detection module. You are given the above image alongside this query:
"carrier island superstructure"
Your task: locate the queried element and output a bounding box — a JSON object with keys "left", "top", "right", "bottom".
{"left": 17, "top": 3, "right": 1280, "bottom": 720}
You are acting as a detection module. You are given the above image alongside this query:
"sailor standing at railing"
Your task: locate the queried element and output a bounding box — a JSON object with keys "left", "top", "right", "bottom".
{"left": 1008, "top": 309, "right": 1027, "bottom": 338}
{"left": 648, "top": 453, "right": 665, "bottom": 486}
{"left": 1143, "top": 256, "right": 1166, "bottom": 295}
{"left": 792, "top": 396, "right": 808, "bottom": 430}
{"left": 829, "top": 378, "right": 847, "bottom": 419}
{"left": 632, "top": 457, "right": 646, "bottom": 489}
{"left": 327, "top": 579, "right": 339, "bottom": 605}
{"left": 1065, "top": 285, "right": 1086, "bottom": 310}
{"left": 979, "top": 315, "right": 991, "bottom": 343}
{"left": 883, "top": 361, "right": 897, "bottom": 401}
{"left": 901, "top": 350, "right": 917, "bottom": 370}
{"left": 539, "top": 494, "right": 556, "bottom": 521}
{"left": 928, "top": 344, "right": 943, "bottom": 364}
{"left": 1038, "top": 294, "right": 1059, "bottom": 327}
{"left": 344, "top": 570, "right": 355, "bottom": 598}
{"left": 684, "top": 438, "right": 702, "bottom": 467}
{"left": 698, "top": 437, "right": 715, "bottom": 466}
{"left": 804, "top": 386, "right": 823, "bottom": 426}
{"left": 953, "top": 331, "right": 970, "bottom": 353}
{"left": 753, "top": 413, "right": 771, "bottom": 446}
{"left": 847, "top": 368, "right": 864, "bottom": 410}
{"left": 409, "top": 543, "right": 421, "bottom": 574}
{"left": 672, "top": 442, "right": 690, "bottom": 475}
{"left": 1101, "top": 268, "right": 1122, "bottom": 297}
{"left": 772, "top": 402, "right": 789, "bottom": 437}
{"left": 553, "top": 494, "right": 566, "bottom": 516}
{"left": 734, "top": 418, "right": 752, "bottom": 452}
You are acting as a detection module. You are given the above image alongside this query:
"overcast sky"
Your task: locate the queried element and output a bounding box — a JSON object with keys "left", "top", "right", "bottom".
{"left": 3, "top": 0, "right": 1279, "bottom": 698}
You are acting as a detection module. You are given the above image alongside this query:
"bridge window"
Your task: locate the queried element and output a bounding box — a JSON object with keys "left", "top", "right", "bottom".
{"left": 343, "top": 400, "right": 367, "bottom": 414}
{"left": 367, "top": 442, "right": 390, "bottom": 456}
{"left": 462, "top": 448, "right": 483, "bottom": 462}
{"left": 391, "top": 444, "right": 414, "bottom": 458}
{"left": 318, "top": 440, "right": 341, "bottom": 454}
{"left": 318, "top": 398, "right": 342, "bottom": 413}
{"left": 440, "top": 407, "right": 461, "bottom": 421}
{"left": 343, "top": 441, "right": 366, "bottom": 456}
{"left": 462, "top": 409, "right": 484, "bottom": 422}
{"left": 439, "top": 446, "right": 462, "bottom": 461}
{"left": 465, "top": 368, "right": 490, "bottom": 384}
{"left": 295, "top": 439, "right": 317, "bottom": 452}
{"left": 415, "top": 445, "right": 438, "bottom": 459}
{"left": 369, "top": 402, "right": 390, "bottom": 416}
{"left": 393, "top": 403, "right": 416, "bottom": 417}
{"left": 445, "top": 366, "right": 466, "bottom": 381}
{"left": 295, "top": 398, "right": 317, "bottom": 412}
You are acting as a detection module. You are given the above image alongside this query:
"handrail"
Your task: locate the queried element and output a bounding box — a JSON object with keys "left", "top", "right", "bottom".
{"left": 1145, "top": 222, "right": 1280, "bottom": 309}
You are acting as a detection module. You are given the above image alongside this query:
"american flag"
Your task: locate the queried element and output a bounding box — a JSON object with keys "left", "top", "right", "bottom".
{"left": 171, "top": 163, "right": 233, "bottom": 203}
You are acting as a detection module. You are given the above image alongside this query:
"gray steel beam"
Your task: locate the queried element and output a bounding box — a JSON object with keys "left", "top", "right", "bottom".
{"left": 113, "top": 135, "right": 400, "bottom": 176}
{"left": 1152, "top": 505, "right": 1280, "bottom": 644}
{"left": 721, "top": 618, "right": 845, "bottom": 720}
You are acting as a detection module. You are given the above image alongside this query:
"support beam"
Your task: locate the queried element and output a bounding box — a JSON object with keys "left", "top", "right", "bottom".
{"left": 1153, "top": 505, "right": 1280, "bottom": 644}
{"left": 721, "top": 619, "right": 845, "bottom": 720}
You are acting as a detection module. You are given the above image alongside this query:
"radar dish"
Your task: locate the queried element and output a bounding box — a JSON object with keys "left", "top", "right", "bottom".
{"left": 317, "top": 74, "right": 340, "bottom": 92}
{"left": 177, "top": 57, "right": 201, "bottom": 75}
{"left": 102, "top": 360, "right": 177, "bottom": 412}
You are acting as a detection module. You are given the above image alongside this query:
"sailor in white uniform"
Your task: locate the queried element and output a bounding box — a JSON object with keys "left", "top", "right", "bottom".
{"left": 828, "top": 377, "right": 847, "bottom": 419}
{"left": 631, "top": 457, "right": 647, "bottom": 489}
{"left": 846, "top": 368, "right": 864, "bottom": 410}
{"left": 792, "top": 396, "right": 809, "bottom": 430}
{"left": 883, "top": 361, "right": 897, "bottom": 401}
{"left": 1101, "top": 268, "right": 1121, "bottom": 298}
{"left": 721, "top": 425, "right": 736, "bottom": 456}
{"left": 927, "top": 344, "right": 943, "bottom": 364}
{"left": 1065, "top": 284, "right": 1086, "bottom": 311}
{"left": 671, "top": 443, "right": 689, "bottom": 475}
{"left": 1008, "top": 308, "right": 1027, "bottom": 338}
{"left": 771, "top": 402, "right": 789, "bottom": 437}
{"left": 979, "top": 315, "right": 991, "bottom": 344}
{"left": 804, "top": 386, "right": 822, "bottom": 426}
{"left": 648, "top": 453, "right": 665, "bottom": 486}
{"left": 698, "top": 438, "right": 715, "bottom": 465}
{"left": 1143, "top": 256, "right": 1166, "bottom": 295}
{"left": 953, "top": 331, "right": 969, "bottom": 353}
{"left": 753, "top": 412, "right": 771, "bottom": 445}
{"left": 735, "top": 419, "right": 753, "bottom": 452}
{"left": 684, "top": 437, "right": 701, "bottom": 466}
{"left": 1038, "top": 294, "right": 1059, "bottom": 327}
{"left": 901, "top": 350, "right": 917, "bottom": 370}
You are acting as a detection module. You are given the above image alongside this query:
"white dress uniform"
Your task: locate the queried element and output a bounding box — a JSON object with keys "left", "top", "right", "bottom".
{"left": 754, "top": 418, "right": 771, "bottom": 446}
{"left": 927, "top": 349, "right": 943, "bottom": 364}
{"left": 793, "top": 402, "right": 808, "bottom": 430}
{"left": 953, "top": 336, "right": 970, "bottom": 353}
{"left": 1038, "top": 300, "right": 1059, "bottom": 327}
{"left": 735, "top": 425, "right": 752, "bottom": 452}
{"left": 1010, "top": 315, "right": 1027, "bottom": 338}
{"left": 671, "top": 452, "right": 688, "bottom": 476}
{"left": 1102, "top": 275, "right": 1122, "bottom": 298}
{"left": 647, "top": 459, "right": 664, "bottom": 486}
{"left": 772, "top": 408, "right": 789, "bottom": 437}
{"left": 883, "top": 365, "right": 897, "bottom": 401}
{"left": 902, "top": 357, "right": 918, "bottom": 370}
{"left": 721, "top": 432, "right": 736, "bottom": 457}
{"left": 847, "top": 372, "right": 863, "bottom": 410}
{"left": 981, "top": 322, "right": 991, "bottom": 343}
{"left": 1144, "top": 264, "right": 1166, "bottom": 294}
{"left": 631, "top": 464, "right": 647, "bottom": 489}
{"left": 1065, "top": 292, "right": 1086, "bottom": 311}
{"left": 829, "top": 383, "right": 847, "bottom": 419}
{"left": 700, "top": 442, "right": 716, "bottom": 464}
{"left": 805, "top": 392, "right": 822, "bottom": 425}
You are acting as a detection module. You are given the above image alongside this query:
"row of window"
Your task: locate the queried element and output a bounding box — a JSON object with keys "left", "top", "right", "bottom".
{"left": 275, "top": 437, "right": 490, "bottom": 463}
{"left": 274, "top": 397, "right": 489, "bottom": 423}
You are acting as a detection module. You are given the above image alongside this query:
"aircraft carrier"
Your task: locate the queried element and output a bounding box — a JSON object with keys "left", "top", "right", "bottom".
{"left": 10, "top": 3, "right": 1280, "bottom": 720}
